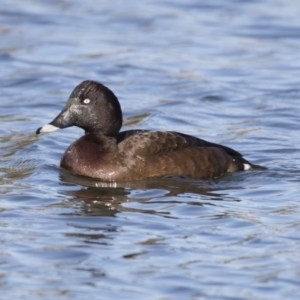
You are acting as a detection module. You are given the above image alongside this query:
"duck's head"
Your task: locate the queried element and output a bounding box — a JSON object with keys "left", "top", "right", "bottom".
{"left": 36, "top": 80, "right": 123, "bottom": 137}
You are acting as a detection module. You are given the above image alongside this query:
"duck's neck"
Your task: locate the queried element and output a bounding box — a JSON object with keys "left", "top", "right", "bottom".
{"left": 84, "top": 131, "right": 118, "bottom": 147}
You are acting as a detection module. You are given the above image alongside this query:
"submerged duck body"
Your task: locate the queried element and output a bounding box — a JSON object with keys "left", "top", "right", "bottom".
{"left": 37, "top": 80, "right": 264, "bottom": 181}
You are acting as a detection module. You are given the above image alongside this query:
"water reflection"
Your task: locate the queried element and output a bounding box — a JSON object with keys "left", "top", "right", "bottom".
{"left": 58, "top": 169, "right": 243, "bottom": 217}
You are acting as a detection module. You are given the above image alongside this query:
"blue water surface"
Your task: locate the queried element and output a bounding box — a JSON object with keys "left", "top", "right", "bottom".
{"left": 1, "top": 0, "right": 300, "bottom": 299}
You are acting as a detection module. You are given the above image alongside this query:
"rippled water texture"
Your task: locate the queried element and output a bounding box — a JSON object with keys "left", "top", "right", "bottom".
{"left": 1, "top": 1, "right": 300, "bottom": 299}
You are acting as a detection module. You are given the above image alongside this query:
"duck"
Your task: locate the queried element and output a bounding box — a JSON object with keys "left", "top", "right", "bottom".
{"left": 36, "top": 80, "right": 265, "bottom": 182}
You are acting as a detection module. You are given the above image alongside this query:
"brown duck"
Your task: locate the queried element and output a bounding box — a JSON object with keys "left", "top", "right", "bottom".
{"left": 36, "top": 80, "right": 265, "bottom": 181}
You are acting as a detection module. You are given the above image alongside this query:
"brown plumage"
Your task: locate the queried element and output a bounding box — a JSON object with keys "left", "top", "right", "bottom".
{"left": 37, "top": 80, "right": 265, "bottom": 182}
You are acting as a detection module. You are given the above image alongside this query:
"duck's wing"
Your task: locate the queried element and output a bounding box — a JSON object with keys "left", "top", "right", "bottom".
{"left": 117, "top": 130, "right": 242, "bottom": 158}
{"left": 117, "top": 130, "right": 265, "bottom": 179}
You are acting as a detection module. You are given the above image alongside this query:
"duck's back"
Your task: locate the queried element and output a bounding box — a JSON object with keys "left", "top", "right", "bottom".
{"left": 117, "top": 130, "right": 251, "bottom": 180}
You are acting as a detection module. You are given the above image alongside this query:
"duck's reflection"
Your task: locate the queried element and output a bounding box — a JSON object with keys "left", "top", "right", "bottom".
{"left": 58, "top": 169, "right": 241, "bottom": 217}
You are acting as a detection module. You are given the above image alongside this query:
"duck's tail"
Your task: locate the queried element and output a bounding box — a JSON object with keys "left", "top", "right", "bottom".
{"left": 228, "top": 156, "right": 267, "bottom": 172}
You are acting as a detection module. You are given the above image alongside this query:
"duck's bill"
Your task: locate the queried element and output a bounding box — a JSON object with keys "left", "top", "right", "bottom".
{"left": 36, "top": 124, "right": 60, "bottom": 134}
{"left": 36, "top": 100, "right": 77, "bottom": 135}
{"left": 36, "top": 111, "right": 71, "bottom": 134}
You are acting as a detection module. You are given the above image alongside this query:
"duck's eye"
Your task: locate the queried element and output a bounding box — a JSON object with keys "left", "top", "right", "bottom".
{"left": 82, "top": 98, "right": 90, "bottom": 104}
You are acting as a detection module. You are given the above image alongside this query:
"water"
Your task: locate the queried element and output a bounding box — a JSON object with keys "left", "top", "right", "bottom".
{"left": 1, "top": 0, "right": 300, "bottom": 299}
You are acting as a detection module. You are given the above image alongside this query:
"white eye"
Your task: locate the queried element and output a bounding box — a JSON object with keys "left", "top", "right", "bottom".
{"left": 83, "top": 98, "right": 90, "bottom": 104}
